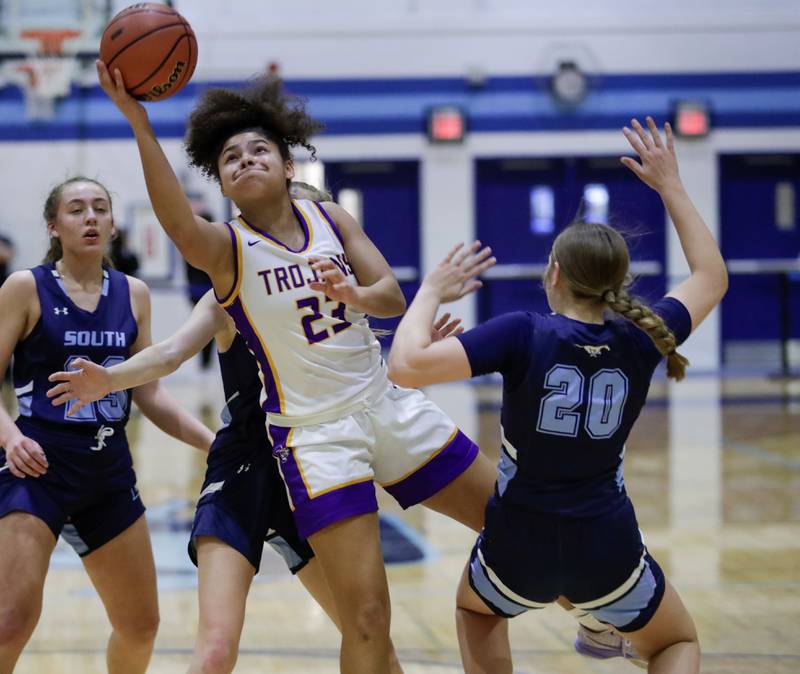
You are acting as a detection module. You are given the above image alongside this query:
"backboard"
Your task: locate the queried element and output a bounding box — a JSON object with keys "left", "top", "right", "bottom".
{"left": 0, "top": 0, "right": 112, "bottom": 119}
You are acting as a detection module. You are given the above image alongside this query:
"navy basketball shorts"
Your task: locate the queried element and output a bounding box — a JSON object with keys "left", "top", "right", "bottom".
{"left": 468, "top": 496, "right": 666, "bottom": 632}
{"left": 188, "top": 432, "right": 314, "bottom": 574}
{"left": 0, "top": 418, "right": 144, "bottom": 556}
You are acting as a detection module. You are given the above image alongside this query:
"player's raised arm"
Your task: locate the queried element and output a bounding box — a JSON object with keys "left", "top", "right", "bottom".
{"left": 126, "top": 278, "right": 215, "bottom": 452}
{"left": 388, "top": 241, "right": 495, "bottom": 388}
{"left": 621, "top": 116, "right": 728, "bottom": 331}
{"left": 96, "top": 61, "right": 231, "bottom": 278}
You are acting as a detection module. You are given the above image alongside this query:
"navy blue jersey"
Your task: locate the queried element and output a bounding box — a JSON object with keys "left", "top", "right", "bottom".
{"left": 216, "top": 333, "right": 270, "bottom": 448}
{"left": 457, "top": 298, "right": 691, "bottom": 517}
{"left": 12, "top": 264, "right": 137, "bottom": 432}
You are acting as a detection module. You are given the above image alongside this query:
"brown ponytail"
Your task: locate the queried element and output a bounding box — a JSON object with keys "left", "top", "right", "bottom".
{"left": 552, "top": 221, "right": 689, "bottom": 381}
{"left": 42, "top": 237, "right": 63, "bottom": 265}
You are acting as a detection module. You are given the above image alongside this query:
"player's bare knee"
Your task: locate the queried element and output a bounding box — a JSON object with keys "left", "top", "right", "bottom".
{"left": 196, "top": 634, "right": 238, "bottom": 674}
{"left": 349, "top": 598, "right": 390, "bottom": 642}
{"left": 113, "top": 608, "right": 160, "bottom": 646}
{"left": 0, "top": 603, "right": 40, "bottom": 648}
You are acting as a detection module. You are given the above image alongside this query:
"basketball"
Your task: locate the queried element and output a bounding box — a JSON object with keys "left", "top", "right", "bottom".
{"left": 99, "top": 3, "right": 197, "bottom": 102}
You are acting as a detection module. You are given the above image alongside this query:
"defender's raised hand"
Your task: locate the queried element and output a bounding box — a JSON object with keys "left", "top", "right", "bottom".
{"left": 421, "top": 241, "right": 496, "bottom": 304}
{"left": 431, "top": 312, "right": 464, "bottom": 342}
{"left": 621, "top": 116, "right": 682, "bottom": 194}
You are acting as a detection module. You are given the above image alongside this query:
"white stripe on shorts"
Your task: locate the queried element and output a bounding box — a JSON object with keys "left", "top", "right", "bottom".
{"left": 198, "top": 481, "right": 225, "bottom": 499}
{"left": 14, "top": 380, "right": 33, "bottom": 396}
{"left": 500, "top": 425, "right": 518, "bottom": 461}
{"left": 477, "top": 546, "right": 549, "bottom": 609}
{"left": 571, "top": 549, "right": 647, "bottom": 610}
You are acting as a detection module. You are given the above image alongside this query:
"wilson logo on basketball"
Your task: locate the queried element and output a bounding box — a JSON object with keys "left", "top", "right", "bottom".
{"left": 140, "top": 60, "right": 186, "bottom": 101}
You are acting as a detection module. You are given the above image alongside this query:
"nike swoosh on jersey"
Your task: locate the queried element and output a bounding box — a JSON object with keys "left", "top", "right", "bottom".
{"left": 248, "top": 239, "right": 261, "bottom": 247}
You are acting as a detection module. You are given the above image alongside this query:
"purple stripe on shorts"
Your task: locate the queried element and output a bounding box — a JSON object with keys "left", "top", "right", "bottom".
{"left": 383, "top": 430, "right": 479, "bottom": 509}
{"left": 224, "top": 298, "right": 281, "bottom": 414}
{"left": 269, "top": 424, "right": 378, "bottom": 538}
{"left": 292, "top": 481, "right": 378, "bottom": 539}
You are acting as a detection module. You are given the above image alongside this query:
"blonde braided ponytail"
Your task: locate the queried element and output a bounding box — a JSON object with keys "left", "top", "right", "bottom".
{"left": 603, "top": 288, "right": 689, "bottom": 381}
{"left": 551, "top": 221, "right": 689, "bottom": 381}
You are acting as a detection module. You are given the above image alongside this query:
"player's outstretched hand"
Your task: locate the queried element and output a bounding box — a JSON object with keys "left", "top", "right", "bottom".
{"left": 96, "top": 59, "right": 147, "bottom": 125}
{"left": 47, "top": 358, "right": 112, "bottom": 416}
{"left": 422, "top": 241, "right": 496, "bottom": 304}
{"left": 3, "top": 432, "right": 48, "bottom": 478}
{"left": 431, "top": 312, "right": 464, "bottom": 342}
{"left": 621, "top": 116, "right": 682, "bottom": 194}
{"left": 308, "top": 256, "right": 359, "bottom": 306}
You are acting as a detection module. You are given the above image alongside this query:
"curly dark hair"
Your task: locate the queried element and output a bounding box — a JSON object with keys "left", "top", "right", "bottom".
{"left": 185, "top": 75, "right": 325, "bottom": 183}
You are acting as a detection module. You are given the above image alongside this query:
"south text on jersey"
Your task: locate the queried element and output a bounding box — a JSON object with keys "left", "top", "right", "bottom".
{"left": 64, "top": 330, "right": 127, "bottom": 347}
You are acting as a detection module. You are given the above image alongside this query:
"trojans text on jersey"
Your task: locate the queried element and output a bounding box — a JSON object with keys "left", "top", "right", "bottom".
{"left": 256, "top": 253, "right": 353, "bottom": 296}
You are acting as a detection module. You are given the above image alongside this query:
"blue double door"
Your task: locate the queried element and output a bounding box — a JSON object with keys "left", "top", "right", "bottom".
{"left": 719, "top": 154, "right": 800, "bottom": 364}
{"left": 322, "top": 156, "right": 669, "bottom": 336}
{"left": 324, "top": 160, "right": 420, "bottom": 335}
{"left": 474, "top": 156, "right": 667, "bottom": 322}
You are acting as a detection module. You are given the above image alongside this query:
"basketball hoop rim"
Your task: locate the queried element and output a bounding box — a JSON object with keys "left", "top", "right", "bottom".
{"left": 20, "top": 29, "right": 82, "bottom": 56}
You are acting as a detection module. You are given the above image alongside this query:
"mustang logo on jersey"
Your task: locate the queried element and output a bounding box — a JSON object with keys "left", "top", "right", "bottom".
{"left": 575, "top": 344, "right": 610, "bottom": 357}
{"left": 64, "top": 330, "right": 127, "bottom": 347}
{"left": 257, "top": 253, "right": 353, "bottom": 296}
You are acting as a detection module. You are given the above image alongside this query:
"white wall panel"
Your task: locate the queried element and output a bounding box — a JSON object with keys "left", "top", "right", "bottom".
{"left": 158, "top": 0, "right": 800, "bottom": 79}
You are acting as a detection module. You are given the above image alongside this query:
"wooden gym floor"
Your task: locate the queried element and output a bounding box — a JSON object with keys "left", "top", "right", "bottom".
{"left": 7, "top": 371, "right": 800, "bottom": 673}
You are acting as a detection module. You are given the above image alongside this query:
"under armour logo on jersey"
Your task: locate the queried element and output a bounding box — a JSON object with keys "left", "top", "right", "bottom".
{"left": 90, "top": 425, "right": 115, "bottom": 451}
{"left": 575, "top": 344, "right": 611, "bottom": 357}
{"left": 54, "top": 307, "right": 69, "bottom": 316}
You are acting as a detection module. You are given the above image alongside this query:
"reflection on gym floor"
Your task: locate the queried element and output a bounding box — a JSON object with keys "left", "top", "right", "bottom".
{"left": 11, "top": 370, "right": 800, "bottom": 673}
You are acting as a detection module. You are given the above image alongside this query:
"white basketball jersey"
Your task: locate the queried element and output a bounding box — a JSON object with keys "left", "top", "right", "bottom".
{"left": 217, "top": 200, "right": 385, "bottom": 424}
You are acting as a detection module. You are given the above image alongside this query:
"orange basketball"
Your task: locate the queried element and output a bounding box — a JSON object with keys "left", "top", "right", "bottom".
{"left": 99, "top": 3, "right": 197, "bottom": 102}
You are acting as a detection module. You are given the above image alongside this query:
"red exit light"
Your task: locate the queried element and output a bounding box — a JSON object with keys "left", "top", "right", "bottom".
{"left": 427, "top": 106, "right": 466, "bottom": 143}
{"left": 674, "top": 102, "right": 710, "bottom": 138}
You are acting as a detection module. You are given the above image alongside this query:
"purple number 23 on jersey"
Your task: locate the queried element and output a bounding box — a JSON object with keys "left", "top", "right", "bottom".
{"left": 296, "top": 296, "right": 351, "bottom": 344}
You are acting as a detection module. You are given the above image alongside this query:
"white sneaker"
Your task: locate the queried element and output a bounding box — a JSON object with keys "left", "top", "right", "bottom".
{"left": 574, "top": 625, "right": 648, "bottom": 669}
